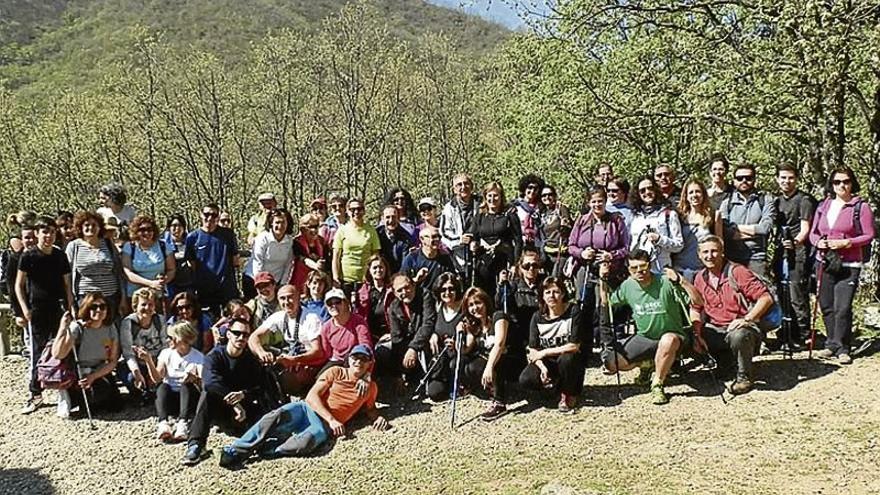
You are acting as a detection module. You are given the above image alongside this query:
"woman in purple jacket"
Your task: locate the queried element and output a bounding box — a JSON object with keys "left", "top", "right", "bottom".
{"left": 808, "top": 167, "right": 875, "bottom": 364}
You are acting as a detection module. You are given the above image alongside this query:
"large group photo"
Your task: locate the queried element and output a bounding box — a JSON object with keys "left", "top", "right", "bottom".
{"left": 2, "top": 1, "right": 880, "bottom": 494}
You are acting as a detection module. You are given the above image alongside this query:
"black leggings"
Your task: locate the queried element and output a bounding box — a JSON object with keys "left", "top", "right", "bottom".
{"left": 519, "top": 353, "right": 585, "bottom": 396}
{"left": 155, "top": 382, "right": 199, "bottom": 421}
{"left": 463, "top": 353, "right": 524, "bottom": 403}
{"left": 819, "top": 266, "right": 860, "bottom": 355}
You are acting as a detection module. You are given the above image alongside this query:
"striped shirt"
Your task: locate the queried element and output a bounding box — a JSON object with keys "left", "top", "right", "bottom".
{"left": 66, "top": 238, "right": 120, "bottom": 297}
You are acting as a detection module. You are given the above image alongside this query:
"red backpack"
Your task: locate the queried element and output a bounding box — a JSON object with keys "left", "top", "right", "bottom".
{"left": 36, "top": 341, "right": 76, "bottom": 390}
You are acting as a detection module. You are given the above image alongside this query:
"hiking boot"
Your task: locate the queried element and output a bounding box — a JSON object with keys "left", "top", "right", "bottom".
{"left": 557, "top": 393, "right": 576, "bottom": 414}
{"left": 181, "top": 442, "right": 208, "bottom": 466}
{"left": 480, "top": 401, "right": 507, "bottom": 422}
{"left": 173, "top": 420, "right": 189, "bottom": 442}
{"left": 837, "top": 353, "right": 853, "bottom": 365}
{"left": 218, "top": 446, "right": 244, "bottom": 469}
{"left": 633, "top": 361, "right": 654, "bottom": 387}
{"left": 20, "top": 395, "right": 43, "bottom": 415}
{"left": 729, "top": 379, "right": 753, "bottom": 395}
{"left": 156, "top": 420, "right": 173, "bottom": 442}
{"left": 815, "top": 348, "right": 835, "bottom": 359}
{"left": 649, "top": 383, "right": 669, "bottom": 405}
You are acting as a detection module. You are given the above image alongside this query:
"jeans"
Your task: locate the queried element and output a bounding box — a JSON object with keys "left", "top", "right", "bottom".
{"left": 819, "top": 266, "right": 860, "bottom": 355}
{"left": 188, "top": 390, "right": 267, "bottom": 446}
{"left": 230, "top": 401, "right": 328, "bottom": 458}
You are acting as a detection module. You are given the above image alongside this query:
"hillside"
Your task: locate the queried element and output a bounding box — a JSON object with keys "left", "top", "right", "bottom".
{"left": 0, "top": 0, "right": 510, "bottom": 96}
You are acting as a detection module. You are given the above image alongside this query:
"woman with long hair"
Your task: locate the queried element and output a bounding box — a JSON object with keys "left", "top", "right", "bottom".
{"left": 673, "top": 179, "right": 715, "bottom": 282}
{"left": 290, "top": 213, "right": 329, "bottom": 292}
{"left": 629, "top": 176, "right": 684, "bottom": 273}
{"left": 252, "top": 208, "right": 295, "bottom": 287}
{"left": 355, "top": 254, "right": 394, "bottom": 346}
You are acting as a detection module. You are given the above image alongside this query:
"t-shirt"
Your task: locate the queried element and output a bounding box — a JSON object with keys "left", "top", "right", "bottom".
{"left": 125, "top": 241, "right": 166, "bottom": 297}
{"left": 318, "top": 366, "right": 378, "bottom": 424}
{"left": 776, "top": 190, "right": 817, "bottom": 240}
{"left": 119, "top": 314, "right": 168, "bottom": 370}
{"left": 157, "top": 347, "right": 205, "bottom": 391}
{"left": 434, "top": 306, "right": 464, "bottom": 341}
{"left": 184, "top": 227, "right": 239, "bottom": 302}
{"left": 610, "top": 276, "right": 688, "bottom": 340}
{"left": 18, "top": 246, "right": 71, "bottom": 306}
{"left": 300, "top": 299, "right": 330, "bottom": 340}
{"left": 476, "top": 311, "right": 510, "bottom": 354}
{"left": 70, "top": 322, "right": 118, "bottom": 370}
{"left": 66, "top": 239, "right": 120, "bottom": 297}
{"left": 529, "top": 304, "right": 583, "bottom": 350}
{"left": 97, "top": 205, "right": 136, "bottom": 227}
{"left": 332, "top": 222, "right": 380, "bottom": 283}
{"left": 320, "top": 313, "right": 372, "bottom": 362}
{"left": 400, "top": 249, "right": 454, "bottom": 290}
{"left": 260, "top": 309, "right": 321, "bottom": 352}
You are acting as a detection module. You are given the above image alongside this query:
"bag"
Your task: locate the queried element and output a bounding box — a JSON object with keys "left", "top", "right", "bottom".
{"left": 719, "top": 262, "right": 782, "bottom": 331}
{"left": 822, "top": 248, "right": 845, "bottom": 276}
{"left": 37, "top": 341, "right": 76, "bottom": 390}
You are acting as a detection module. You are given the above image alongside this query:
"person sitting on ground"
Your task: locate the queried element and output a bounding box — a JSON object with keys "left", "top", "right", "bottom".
{"left": 181, "top": 317, "right": 275, "bottom": 466}
{"left": 320, "top": 288, "right": 372, "bottom": 371}
{"left": 495, "top": 248, "right": 544, "bottom": 365}
{"left": 519, "top": 277, "right": 585, "bottom": 414}
{"left": 118, "top": 287, "right": 168, "bottom": 403}
{"left": 401, "top": 225, "right": 454, "bottom": 292}
{"left": 461, "top": 287, "right": 524, "bottom": 421}
{"left": 51, "top": 293, "right": 122, "bottom": 418}
{"left": 245, "top": 271, "right": 280, "bottom": 329}
{"left": 141, "top": 321, "right": 205, "bottom": 443}
{"left": 391, "top": 273, "right": 437, "bottom": 382}
{"left": 249, "top": 284, "right": 326, "bottom": 397}
{"left": 167, "top": 291, "right": 214, "bottom": 353}
{"left": 598, "top": 250, "right": 699, "bottom": 405}
{"left": 217, "top": 344, "right": 389, "bottom": 468}
{"left": 691, "top": 235, "right": 773, "bottom": 395}
{"left": 355, "top": 254, "right": 394, "bottom": 351}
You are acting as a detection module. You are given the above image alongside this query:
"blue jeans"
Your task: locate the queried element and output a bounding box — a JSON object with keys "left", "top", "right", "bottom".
{"left": 231, "top": 401, "right": 328, "bottom": 458}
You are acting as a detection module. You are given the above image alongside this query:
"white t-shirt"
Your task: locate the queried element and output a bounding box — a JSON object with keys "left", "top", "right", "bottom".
{"left": 97, "top": 205, "right": 137, "bottom": 226}
{"left": 262, "top": 310, "right": 321, "bottom": 348}
{"left": 158, "top": 347, "right": 205, "bottom": 391}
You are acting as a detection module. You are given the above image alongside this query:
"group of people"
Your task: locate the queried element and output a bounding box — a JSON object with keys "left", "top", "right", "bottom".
{"left": 2, "top": 157, "right": 874, "bottom": 468}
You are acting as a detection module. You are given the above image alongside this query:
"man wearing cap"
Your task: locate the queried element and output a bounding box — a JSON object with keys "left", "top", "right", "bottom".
{"left": 184, "top": 202, "right": 241, "bottom": 316}
{"left": 245, "top": 271, "right": 280, "bottom": 329}
{"left": 415, "top": 197, "right": 440, "bottom": 249}
{"left": 310, "top": 197, "right": 327, "bottom": 223}
{"left": 250, "top": 284, "right": 326, "bottom": 396}
{"left": 242, "top": 193, "right": 278, "bottom": 300}
{"left": 320, "top": 288, "right": 373, "bottom": 370}
{"left": 377, "top": 205, "right": 415, "bottom": 273}
{"left": 401, "top": 225, "right": 454, "bottom": 292}
{"left": 218, "top": 343, "right": 388, "bottom": 468}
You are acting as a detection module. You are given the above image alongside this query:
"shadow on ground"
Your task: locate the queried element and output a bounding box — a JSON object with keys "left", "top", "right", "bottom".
{"left": 0, "top": 468, "right": 54, "bottom": 495}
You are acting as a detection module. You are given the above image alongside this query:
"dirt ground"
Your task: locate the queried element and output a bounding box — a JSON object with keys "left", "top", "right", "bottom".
{"left": 0, "top": 350, "right": 878, "bottom": 495}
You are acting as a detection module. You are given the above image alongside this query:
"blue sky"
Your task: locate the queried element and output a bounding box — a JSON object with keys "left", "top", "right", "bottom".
{"left": 426, "top": 0, "right": 551, "bottom": 29}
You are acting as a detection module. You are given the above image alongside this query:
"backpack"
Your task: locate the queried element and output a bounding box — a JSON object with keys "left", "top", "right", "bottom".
{"left": 37, "top": 340, "right": 76, "bottom": 390}
{"left": 721, "top": 262, "right": 781, "bottom": 331}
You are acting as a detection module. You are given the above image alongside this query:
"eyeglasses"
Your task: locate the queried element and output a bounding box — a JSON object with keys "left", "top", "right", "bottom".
{"left": 138, "top": 226, "right": 153, "bottom": 233}
{"left": 349, "top": 206, "right": 364, "bottom": 213}
{"left": 202, "top": 211, "right": 218, "bottom": 218}
{"left": 628, "top": 265, "right": 650, "bottom": 274}
{"left": 176, "top": 304, "right": 193, "bottom": 311}
{"left": 606, "top": 188, "right": 620, "bottom": 193}
{"left": 521, "top": 263, "right": 540, "bottom": 270}
{"left": 89, "top": 303, "right": 108, "bottom": 311}
{"left": 228, "top": 329, "right": 250, "bottom": 339}
{"left": 655, "top": 172, "right": 671, "bottom": 178}
{"left": 832, "top": 179, "right": 851, "bottom": 186}
{"left": 440, "top": 287, "right": 456, "bottom": 293}
{"left": 541, "top": 192, "right": 555, "bottom": 198}
{"left": 734, "top": 175, "right": 755, "bottom": 182}
{"left": 326, "top": 298, "right": 343, "bottom": 306}
{"left": 638, "top": 187, "right": 653, "bottom": 194}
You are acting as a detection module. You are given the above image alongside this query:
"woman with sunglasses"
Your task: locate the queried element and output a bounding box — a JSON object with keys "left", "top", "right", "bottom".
{"left": 467, "top": 182, "right": 523, "bottom": 296}
{"left": 51, "top": 292, "right": 123, "bottom": 418}
{"left": 461, "top": 287, "right": 523, "bottom": 421}
{"left": 539, "top": 185, "right": 572, "bottom": 277}
{"left": 496, "top": 248, "right": 544, "bottom": 363}
{"left": 331, "top": 198, "right": 380, "bottom": 293}
{"left": 383, "top": 187, "right": 419, "bottom": 237}
{"left": 66, "top": 210, "right": 128, "bottom": 318}
{"left": 809, "top": 167, "right": 875, "bottom": 364}
{"left": 163, "top": 214, "right": 192, "bottom": 298}
{"left": 630, "top": 176, "right": 684, "bottom": 274}
{"left": 289, "top": 213, "right": 329, "bottom": 292}
{"left": 252, "top": 208, "right": 295, "bottom": 287}
{"left": 605, "top": 178, "right": 634, "bottom": 227}
{"left": 123, "top": 215, "right": 176, "bottom": 310}
{"left": 674, "top": 179, "right": 715, "bottom": 282}
{"left": 167, "top": 292, "right": 214, "bottom": 353}
{"left": 355, "top": 254, "right": 394, "bottom": 348}
{"left": 518, "top": 277, "right": 585, "bottom": 414}
{"left": 409, "top": 272, "right": 473, "bottom": 401}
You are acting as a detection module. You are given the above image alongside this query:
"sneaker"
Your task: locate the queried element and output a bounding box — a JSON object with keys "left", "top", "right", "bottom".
{"left": 173, "top": 420, "right": 189, "bottom": 442}
{"left": 156, "top": 420, "right": 173, "bottom": 442}
{"left": 218, "top": 446, "right": 243, "bottom": 469}
{"left": 20, "top": 395, "right": 43, "bottom": 415}
{"left": 649, "top": 383, "right": 669, "bottom": 405}
{"left": 557, "top": 393, "right": 575, "bottom": 414}
{"left": 729, "top": 379, "right": 753, "bottom": 395}
{"left": 815, "top": 348, "right": 835, "bottom": 359}
{"left": 181, "top": 442, "right": 208, "bottom": 466}
{"left": 56, "top": 391, "right": 71, "bottom": 419}
{"left": 480, "top": 401, "right": 507, "bottom": 422}
{"left": 837, "top": 353, "right": 853, "bottom": 365}
{"left": 633, "top": 361, "right": 654, "bottom": 387}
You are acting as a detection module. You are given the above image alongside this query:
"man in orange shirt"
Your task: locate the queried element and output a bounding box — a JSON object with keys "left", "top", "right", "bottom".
{"left": 219, "top": 344, "right": 388, "bottom": 468}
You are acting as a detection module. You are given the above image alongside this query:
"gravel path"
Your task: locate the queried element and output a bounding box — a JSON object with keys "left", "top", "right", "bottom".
{"left": 1, "top": 352, "right": 878, "bottom": 495}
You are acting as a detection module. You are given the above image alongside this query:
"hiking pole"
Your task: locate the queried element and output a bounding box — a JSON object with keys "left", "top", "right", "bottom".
{"left": 599, "top": 272, "right": 621, "bottom": 401}
{"left": 411, "top": 348, "right": 449, "bottom": 400}
{"left": 674, "top": 296, "right": 727, "bottom": 405}
{"left": 69, "top": 320, "right": 97, "bottom": 430}
{"left": 809, "top": 263, "right": 823, "bottom": 360}
{"left": 450, "top": 329, "right": 464, "bottom": 428}
{"left": 501, "top": 278, "right": 509, "bottom": 315}
{"left": 780, "top": 254, "right": 794, "bottom": 360}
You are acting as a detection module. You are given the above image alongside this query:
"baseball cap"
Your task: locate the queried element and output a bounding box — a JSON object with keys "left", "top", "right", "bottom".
{"left": 417, "top": 197, "right": 436, "bottom": 210}
{"left": 311, "top": 196, "right": 327, "bottom": 208}
{"left": 257, "top": 192, "right": 276, "bottom": 202}
{"left": 324, "top": 288, "right": 347, "bottom": 304}
{"left": 349, "top": 344, "right": 374, "bottom": 360}
{"left": 253, "top": 271, "right": 276, "bottom": 287}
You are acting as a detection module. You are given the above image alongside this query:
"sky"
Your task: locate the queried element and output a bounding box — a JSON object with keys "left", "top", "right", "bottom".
{"left": 426, "top": 0, "right": 552, "bottom": 29}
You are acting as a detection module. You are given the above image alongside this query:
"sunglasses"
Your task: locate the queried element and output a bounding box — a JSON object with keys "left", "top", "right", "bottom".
{"left": 349, "top": 206, "right": 364, "bottom": 213}
{"left": 440, "top": 287, "right": 457, "bottom": 293}
{"left": 607, "top": 188, "right": 620, "bottom": 193}
{"left": 176, "top": 304, "right": 193, "bottom": 311}
{"left": 734, "top": 175, "right": 755, "bottom": 182}
{"left": 638, "top": 187, "right": 653, "bottom": 194}
{"left": 655, "top": 172, "right": 671, "bottom": 178}
{"left": 202, "top": 211, "right": 218, "bottom": 218}
{"left": 392, "top": 196, "right": 406, "bottom": 203}
{"left": 89, "top": 303, "right": 108, "bottom": 311}
{"left": 521, "top": 263, "right": 540, "bottom": 270}
{"left": 326, "top": 298, "right": 343, "bottom": 306}
{"left": 832, "top": 179, "right": 851, "bottom": 186}
{"left": 228, "top": 329, "right": 250, "bottom": 339}
{"left": 541, "top": 193, "right": 555, "bottom": 198}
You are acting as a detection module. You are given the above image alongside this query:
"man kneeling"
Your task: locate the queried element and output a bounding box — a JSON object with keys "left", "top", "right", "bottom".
{"left": 599, "top": 250, "right": 697, "bottom": 405}
{"left": 218, "top": 344, "right": 389, "bottom": 468}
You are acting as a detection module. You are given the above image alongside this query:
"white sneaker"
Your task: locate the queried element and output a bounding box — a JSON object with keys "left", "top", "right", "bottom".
{"left": 173, "top": 420, "right": 189, "bottom": 442}
{"left": 20, "top": 395, "right": 43, "bottom": 415}
{"left": 56, "top": 390, "right": 71, "bottom": 419}
{"left": 156, "top": 420, "right": 173, "bottom": 441}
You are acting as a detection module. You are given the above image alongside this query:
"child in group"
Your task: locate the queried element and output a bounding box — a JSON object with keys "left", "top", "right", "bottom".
{"left": 141, "top": 321, "right": 205, "bottom": 442}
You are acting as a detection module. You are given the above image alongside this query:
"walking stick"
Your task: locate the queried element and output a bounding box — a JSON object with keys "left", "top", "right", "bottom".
{"left": 411, "top": 348, "right": 449, "bottom": 400}
{"left": 69, "top": 320, "right": 97, "bottom": 430}
{"left": 809, "top": 263, "right": 823, "bottom": 360}
{"left": 599, "top": 273, "right": 621, "bottom": 400}
{"left": 780, "top": 254, "right": 794, "bottom": 360}
{"left": 450, "top": 330, "right": 464, "bottom": 428}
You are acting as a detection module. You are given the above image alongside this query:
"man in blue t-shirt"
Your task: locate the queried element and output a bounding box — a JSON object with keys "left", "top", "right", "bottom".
{"left": 185, "top": 203, "right": 240, "bottom": 314}
{"left": 400, "top": 226, "right": 454, "bottom": 291}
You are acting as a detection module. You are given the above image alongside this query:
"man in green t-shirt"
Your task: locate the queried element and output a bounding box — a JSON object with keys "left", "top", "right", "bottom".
{"left": 598, "top": 249, "right": 700, "bottom": 405}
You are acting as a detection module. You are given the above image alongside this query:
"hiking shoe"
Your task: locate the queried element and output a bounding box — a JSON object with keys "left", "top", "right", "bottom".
{"left": 156, "top": 420, "right": 173, "bottom": 442}
{"left": 480, "top": 401, "right": 507, "bottom": 422}
{"left": 557, "top": 393, "right": 576, "bottom": 414}
{"left": 649, "top": 383, "right": 669, "bottom": 405}
{"left": 837, "top": 353, "right": 853, "bottom": 365}
{"left": 181, "top": 442, "right": 208, "bottom": 466}
{"left": 729, "top": 379, "right": 753, "bottom": 395}
{"left": 20, "top": 395, "right": 43, "bottom": 415}
{"left": 633, "top": 362, "right": 654, "bottom": 387}
{"left": 56, "top": 391, "right": 71, "bottom": 419}
{"left": 218, "top": 446, "right": 243, "bottom": 469}
{"left": 173, "top": 420, "right": 189, "bottom": 442}
{"left": 815, "top": 348, "right": 835, "bottom": 359}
